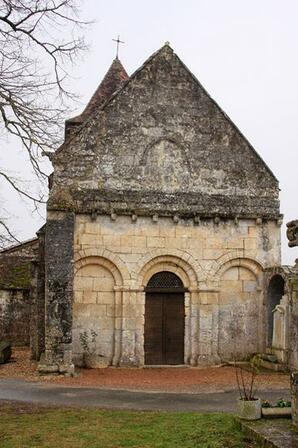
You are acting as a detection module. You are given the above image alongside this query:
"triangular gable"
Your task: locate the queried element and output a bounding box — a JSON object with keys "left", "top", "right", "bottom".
{"left": 50, "top": 44, "right": 279, "bottom": 219}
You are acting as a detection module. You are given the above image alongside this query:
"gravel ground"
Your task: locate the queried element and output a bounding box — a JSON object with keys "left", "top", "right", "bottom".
{"left": 0, "top": 347, "right": 290, "bottom": 393}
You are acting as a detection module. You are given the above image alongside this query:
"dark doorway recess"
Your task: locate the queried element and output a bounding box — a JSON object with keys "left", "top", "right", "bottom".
{"left": 267, "top": 274, "right": 285, "bottom": 346}
{"left": 144, "top": 271, "right": 185, "bottom": 365}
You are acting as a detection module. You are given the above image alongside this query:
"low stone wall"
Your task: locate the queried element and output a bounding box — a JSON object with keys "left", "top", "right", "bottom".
{"left": 0, "top": 289, "right": 31, "bottom": 345}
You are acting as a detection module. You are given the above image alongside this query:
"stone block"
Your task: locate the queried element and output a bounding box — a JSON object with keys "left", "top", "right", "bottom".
{"left": 85, "top": 222, "right": 100, "bottom": 235}
{"left": 221, "top": 280, "right": 241, "bottom": 292}
{"left": 226, "top": 238, "right": 244, "bottom": 249}
{"left": 135, "top": 226, "right": 158, "bottom": 237}
{"left": 200, "top": 293, "right": 209, "bottom": 304}
{"left": 97, "top": 292, "right": 114, "bottom": 305}
{"left": 202, "top": 248, "right": 223, "bottom": 260}
{"left": 159, "top": 226, "right": 175, "bottom": 237}
{"left": 205, "top": 238, "right": 223, "bottom": 249}
{"left": 291, "top": 372, "right": 298, "bottom": 426}
{"left": 93, "top": 278, "right": 114, "bottom": 291}
{"left": 74, "top": 291, "right": 84, "bottom": 303}
{"left": 175, "top": 226, "right": 191, "bottom": 238}
{"left": 106, "top": 305, "right": 115, "bottom": 317}
{"left": 103, "top": 235, "right": 121, "bottom": 246}
{"left": 165, "top": 237, "right": 179, "bottom": 248}
{"left": 147, "top": 236, "right": 165, "bottom": 248}
{"left": 248, "top": 226, "right": 257, "bottom": 237}
{"left": 244, "top": 238, "right": 257, "bottom": 250}
{"left": 206, "top": 293, "right": 219, "bottom": 305}
{"left": 0, "top": 341, "right": 11, "bottom": 364}
{"left": 222, "top": 267, "right": 239, "bottom": 280}
{"left": 180, "top": 237, "right": 191, "bottom": 249}
{"left": 132, "top": 236, "right": 146, "bottom": 247}
{"left": 78, "top": 264, "right": 100, "bottom": 277}
{"left": 117, "top": 246, "right": 133, "bottom": 254}
{"left": 219, "top": 291, "right": 235, "bottom": 305}
{"left": 238, "top": 268, "right": 255, "bottom": 281}
{"left": 80, "top": 234, "right": 97, "bottom": 246}
{"left": 120, "top": 235, "right": 133, "bottom": 246}
{"left": 74, "top": 276, "right": 93, "bottom": 291}
{"left": 242, "top": 280, "right": 257, "bottom": 293}
{"left": 83, "top": 291, "right": 97, "bottom": 303}
{"left": 75, "top": 303, "right": 107, "bottom": 318}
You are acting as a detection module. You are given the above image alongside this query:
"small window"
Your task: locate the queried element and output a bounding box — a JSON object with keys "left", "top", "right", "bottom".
{"left": 146, "top": 271, "right": 184, "bottom": 289}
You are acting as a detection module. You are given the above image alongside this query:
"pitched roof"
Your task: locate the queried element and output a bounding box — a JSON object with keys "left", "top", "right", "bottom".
{"left": 97, "top": 44, "right": 278, "bottom": 182}
{"left": 68, "top": 57, "right": 129, "bottom": 124}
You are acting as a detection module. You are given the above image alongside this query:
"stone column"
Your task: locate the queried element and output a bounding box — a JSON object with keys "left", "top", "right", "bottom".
{"left": 188, "top": 290, "right": 199, "bottom": 366}
{"left": 38, "top": 211, "right": 75, "bottom": 375}
{"left": 184, "top": 291, "right": 191, "bottom": 364}
{"left": 197, "top": 289, "right": 221, "bottom": 365}
{"left": 112, "top": 288, "right": 123, "bottom": 366}
{"left": 291, "top": 373, "right": 298, "bottom": 426}
{"left": 118, "top": 289, "right": 141, "bottom": 366}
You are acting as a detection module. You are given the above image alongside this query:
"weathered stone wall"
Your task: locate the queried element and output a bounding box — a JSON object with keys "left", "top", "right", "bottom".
{"left": 71, "top": 213, "right": 280, "bottom": 366}
{"left": 49, "top": 45, "right": 280, "bottom": 221}
{"left": 73, "top": 263, "right": 115, "bottom": 366}
{"left": 218, "top": 266, "right": 260, "bottom": 360}
{"left": 0, "top": 289, "right": 30, "bottom": 344}
{"left": 41, "top": 211, "right": 74, "bottom": 374}
{"left": 0, "top": 238, "right": 38, "bottom": 346}
{"left": 265, "top": 267, "right": 298, "bottom": 370}
{"left": 30, "top": 228, "right": 46, "bottom": 360}
{"left": 289, "top": 277, "right": 298, "bottom": 369}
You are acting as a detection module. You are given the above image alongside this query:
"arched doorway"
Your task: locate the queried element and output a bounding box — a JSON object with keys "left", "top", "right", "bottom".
{"left": 144, "top": 271, "right": 186, "bottom": 365}
{"left": 267, "top": 275, "right": 285, "bottom": 346}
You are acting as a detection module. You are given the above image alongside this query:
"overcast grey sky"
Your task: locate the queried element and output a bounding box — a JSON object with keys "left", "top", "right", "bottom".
{"left": 1, "top": 0, "right": 297, "bottom": 264}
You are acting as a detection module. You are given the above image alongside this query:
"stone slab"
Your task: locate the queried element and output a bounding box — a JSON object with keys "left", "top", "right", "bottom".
{"left": 0, "top": 341, "right": 11, "bottom": 364}
{"left": 238, "top": 418, "right": 298, "bottom": 448}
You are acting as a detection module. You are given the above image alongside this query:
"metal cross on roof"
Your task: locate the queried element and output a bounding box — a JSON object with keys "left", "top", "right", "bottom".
{"left": 112, "top": 35, "right": 125, "bottom": 59}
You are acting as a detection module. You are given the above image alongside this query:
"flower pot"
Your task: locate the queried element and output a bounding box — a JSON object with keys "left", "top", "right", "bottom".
{"left": 262, "top": 407, "right": 292, "bottom": 418}
{"left": 237, "top": 397, "right": 262, "bottom": 420}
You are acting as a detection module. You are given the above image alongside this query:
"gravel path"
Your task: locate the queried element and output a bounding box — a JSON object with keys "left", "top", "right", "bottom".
{"left": 0, "top": 347, "right": 290, "bottom": 394}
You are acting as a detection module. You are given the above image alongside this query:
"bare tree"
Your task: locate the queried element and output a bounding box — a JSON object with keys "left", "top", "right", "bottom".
{"left": 0, "top": 0, "right": 89, "bottom": 246}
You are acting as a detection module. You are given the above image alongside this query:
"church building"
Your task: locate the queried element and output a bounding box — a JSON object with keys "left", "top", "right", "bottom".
{"left": 35, "top": 43, "right": 282, "bottom": 374}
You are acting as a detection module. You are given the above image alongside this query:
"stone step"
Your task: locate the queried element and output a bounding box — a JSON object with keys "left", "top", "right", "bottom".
{"left": 258, "top": 358, "right": 287, "bottom": 372}
{"left": 261, "top": 353, "right": 278, "bottom": 363}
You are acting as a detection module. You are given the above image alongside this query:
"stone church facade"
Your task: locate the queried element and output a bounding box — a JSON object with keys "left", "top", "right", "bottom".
{"left": 36, "top": 44, "right": 283, "bottom": 374}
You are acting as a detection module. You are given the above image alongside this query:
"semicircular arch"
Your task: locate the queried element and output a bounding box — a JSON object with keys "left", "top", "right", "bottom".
{"left": 74, "top": 249, "right": 128, "bottom": 286}
{"left": 134, "top": 251, "right": 200, "bottom": 290}
{"left": 132, "top": 248, "right": 203, "bottom": 288}
{"left": 212, "top": 255, "right": 264, "bottom": 286}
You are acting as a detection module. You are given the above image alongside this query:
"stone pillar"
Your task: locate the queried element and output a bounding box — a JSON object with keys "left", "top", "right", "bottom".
{"left": 184, "top": 291, "right": 191, "bottom": 364}
{"left": 286, "top": 219, "right": 298, "bottom": 426}
{"left": 30, "top": 226, "right": 45, "bottom": 360}
{"left": 38, "top": 211, "right": 75, "bottom": 375}
{"left": 112, "top": 288, "right": 123, "bottom": 366}
{"left": 291, "top": 373, "right": 298, "bottom": 426}
{"left": 188, "top": 290, "right": 199, "bottom": 366}
{"left": 118, "top": 289, "right": 141, "bottom": 366}
{"left": 197, "top": 289, "right": 221, "bottom": 365}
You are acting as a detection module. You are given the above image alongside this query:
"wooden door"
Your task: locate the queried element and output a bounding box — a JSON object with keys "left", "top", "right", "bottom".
{"left": 144, "top": 292, "right": 184, "bottom": 365}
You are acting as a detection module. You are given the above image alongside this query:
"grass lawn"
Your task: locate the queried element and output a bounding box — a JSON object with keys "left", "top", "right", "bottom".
{"left": 0, "top": 402, "right": 257, "bottom": 448}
